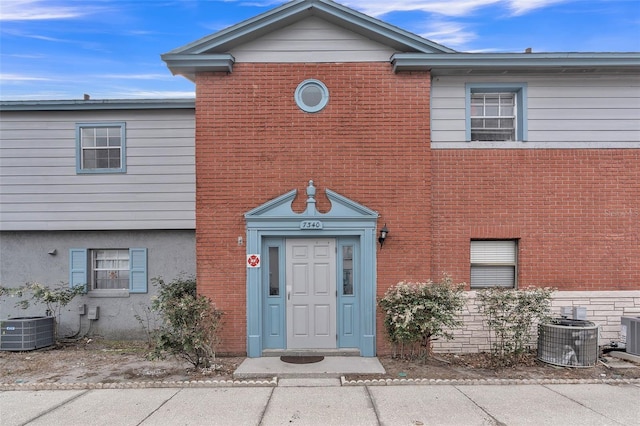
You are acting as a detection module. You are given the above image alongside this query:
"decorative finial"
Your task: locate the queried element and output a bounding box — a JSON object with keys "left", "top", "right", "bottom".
{"left": 306, "top": 180, "right": 316, "bottom": 199}
{"left": 305, "top": 180, "right": 317, "bottom": 216}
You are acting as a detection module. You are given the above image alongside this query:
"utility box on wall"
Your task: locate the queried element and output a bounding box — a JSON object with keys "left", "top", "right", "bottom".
{"left": 621, "top": 316, "right": 640, "bottom": 356}
{"left": 0, "top": 316, "right": 55, "bottom": 351}
{"left": 88, "top": 306, "right": 100, "bottom": 320}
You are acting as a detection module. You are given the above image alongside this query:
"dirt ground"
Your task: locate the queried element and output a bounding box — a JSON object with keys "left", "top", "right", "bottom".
{"left": 1, "top": 338, "right": 638, "bottom": 385}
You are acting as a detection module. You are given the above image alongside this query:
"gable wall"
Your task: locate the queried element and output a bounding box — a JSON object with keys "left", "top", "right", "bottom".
{"left": 195, "top": 63, "right": 431, "bottom": 353}
{"left": 230, "top": 17, "right": 396, "bottom": 62}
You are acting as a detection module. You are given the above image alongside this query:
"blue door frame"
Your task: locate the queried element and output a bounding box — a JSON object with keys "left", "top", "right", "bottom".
{"left": 244, "top": 181, "right": 379, "bottom": 357}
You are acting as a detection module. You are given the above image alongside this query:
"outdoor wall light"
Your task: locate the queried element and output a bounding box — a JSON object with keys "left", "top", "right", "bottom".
{"left": 48, "top": 249, "right": 57, "bottom": 255}
{"left": 378, "top": 224, "right": 389, "bottom": 248}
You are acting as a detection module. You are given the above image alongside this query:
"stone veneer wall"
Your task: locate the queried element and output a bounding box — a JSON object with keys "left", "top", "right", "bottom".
{"left": 431, "top": 291, "right": 640, "bottom": 353}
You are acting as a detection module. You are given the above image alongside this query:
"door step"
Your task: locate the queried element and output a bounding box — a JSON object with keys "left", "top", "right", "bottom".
{"left": 233, "top": 356, "right": 385, "bottom": 379}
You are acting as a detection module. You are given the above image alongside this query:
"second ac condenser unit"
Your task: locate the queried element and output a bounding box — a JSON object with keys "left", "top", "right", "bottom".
{"left": 621, "top": 316, "right": 640, "bottom": 356}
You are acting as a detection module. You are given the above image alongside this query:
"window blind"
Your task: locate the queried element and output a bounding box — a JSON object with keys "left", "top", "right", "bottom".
{"left": 470, "top": 240, "right": 516, "bottom": 263}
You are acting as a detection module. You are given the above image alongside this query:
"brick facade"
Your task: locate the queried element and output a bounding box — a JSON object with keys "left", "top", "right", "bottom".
{"left": 195, "top": 63, "right": 432, "bottom": 354}
{"left": 431, "top": 149, "right": 640, "bottom": 290}
{"left": 195, "top": 62, "right": 639, "bottom": 355}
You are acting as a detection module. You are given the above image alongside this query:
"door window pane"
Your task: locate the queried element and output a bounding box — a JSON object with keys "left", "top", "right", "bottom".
{"left": 268, "top": 246, "right": 280, "bottom": 296}
{"left": 342, "top": 245, "right": 354, "bottom": 295}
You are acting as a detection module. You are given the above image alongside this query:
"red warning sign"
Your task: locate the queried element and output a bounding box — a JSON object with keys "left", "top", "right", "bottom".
{"left": 247, "top": 254, "right": 261, "bottom": 268}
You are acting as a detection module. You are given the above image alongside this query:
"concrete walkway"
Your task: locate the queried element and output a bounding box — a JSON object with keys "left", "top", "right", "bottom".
{"left": 2, "top": 381, "right": 639, "bottom": 425}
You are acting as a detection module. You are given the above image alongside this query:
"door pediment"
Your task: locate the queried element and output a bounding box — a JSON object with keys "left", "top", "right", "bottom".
{"left": 245, "top": 180, "right": 378, "bottom": 226}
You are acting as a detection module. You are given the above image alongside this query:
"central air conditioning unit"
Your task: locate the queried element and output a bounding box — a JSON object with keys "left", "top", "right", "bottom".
{"left": 537, "top": 319, "right": 598, "bottom": 367}
{"left": 621, "top": 316, "right": 640, "bottom": 356}
{"left": 0, "top": 316, "right": 55, "bottom": 351}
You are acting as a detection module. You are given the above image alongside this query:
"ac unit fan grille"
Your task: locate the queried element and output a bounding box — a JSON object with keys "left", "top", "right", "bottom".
{"left": 537, "top": 320, "right": 598, "bottom": 367}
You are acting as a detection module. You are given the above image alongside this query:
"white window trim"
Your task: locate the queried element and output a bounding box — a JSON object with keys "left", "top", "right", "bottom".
{"left": 76, "top": 122, "right": 127, "bottom": 174}
{"left": 470, "top": 240, "right": 518, "bottom": 289}
{"left": 465, "top": 83, "right": 527, "bottom": 145}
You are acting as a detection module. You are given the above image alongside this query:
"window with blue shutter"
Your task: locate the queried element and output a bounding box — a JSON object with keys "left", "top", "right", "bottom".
{"left": 69, "top": 248, "right": 147, "bottom": 293}
{"left": 129, "top": 248, "right": 148, "bottom": 293}
{"left": 69, "top": 249, "right": 88, "bottom": 292}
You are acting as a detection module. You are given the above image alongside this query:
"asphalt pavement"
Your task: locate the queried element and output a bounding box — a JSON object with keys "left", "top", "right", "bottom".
{"left": 2, "top": 379, "right": 639, "bottom": 426}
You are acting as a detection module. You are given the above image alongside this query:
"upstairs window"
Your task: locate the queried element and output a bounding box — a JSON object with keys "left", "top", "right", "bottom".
{"left": 470, "top": 93, "right": 515, "bottom": 141}
{"left": 466, "top": 84, "right": 527, "bottom": 142}
{"left": 76, "top": 123, "right": 126, "bottom": 173}
{"left": 470, "top": 240, "right": 517, "bottom": 289}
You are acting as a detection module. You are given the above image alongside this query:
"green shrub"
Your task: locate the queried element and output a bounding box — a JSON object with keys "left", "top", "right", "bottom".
{"left": 379, "top": 274, "right": 465, "bottom": 359}
{"left": 150, "top": 275, "right": 223, "bottom": 368}
{"left": 476, "top": 286, "right": 554, "bottom": 366}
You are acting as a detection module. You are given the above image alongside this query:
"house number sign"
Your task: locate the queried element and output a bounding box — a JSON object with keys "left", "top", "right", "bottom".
{"left": 300, "top": 220, "right": 323, "bottom": 230}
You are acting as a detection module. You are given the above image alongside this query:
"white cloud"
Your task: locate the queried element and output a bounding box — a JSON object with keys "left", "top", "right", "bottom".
{"left": 507, "top": 0, "right": 571, "bottom": 15}
{"left": 113, "top": 90, "right": 195, "bottom": 99}
{"left": 0, "top": 73, "right": 52, "bottom": 82}
{"left": 420, "top": 21, "right": 477, "bottom": 47}
{"left": 341, "top": 0, "right": 573, "bottom": 17}
{"left": 99, "top": 73, "right": 176, "bottom": 81}
{"left": 234, "top": 1, "right": 286, "bottom": 7}
{"left": 343, "top": 0, "right": 498, "bottom": 17}
{"left": 0, "top": 0, "right": 105, "bottom": 21}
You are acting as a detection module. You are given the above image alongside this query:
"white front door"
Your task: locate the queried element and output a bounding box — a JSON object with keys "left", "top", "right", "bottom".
{"left": 286, "top": 238, "right": 337, "bottom": 349}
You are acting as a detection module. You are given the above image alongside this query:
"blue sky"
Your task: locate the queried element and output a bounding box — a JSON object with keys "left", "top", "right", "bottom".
{"left": 1, "top": 0, "right": 639, "bottom": 100}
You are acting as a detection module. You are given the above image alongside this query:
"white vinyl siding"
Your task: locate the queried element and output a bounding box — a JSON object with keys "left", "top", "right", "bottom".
{"left": 0, "top": 108, "right": 195, "bottom": 231}
{"left": 431, "top": 75, "right": 640, "bottom": 148}
{"left": 470, "top": 240, "right": 517, "bottom": 288}
{"left": 231, "top": 16, "right": 395, "bottom": 63}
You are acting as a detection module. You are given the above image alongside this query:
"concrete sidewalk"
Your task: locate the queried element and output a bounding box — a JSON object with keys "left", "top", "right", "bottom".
{"left": 2, "top": 381, "right": 639, "bottom": 426}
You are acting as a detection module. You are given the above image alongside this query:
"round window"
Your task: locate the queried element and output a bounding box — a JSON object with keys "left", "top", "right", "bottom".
{"left": 295, "top": 79, "right": 329, "bottom": 113}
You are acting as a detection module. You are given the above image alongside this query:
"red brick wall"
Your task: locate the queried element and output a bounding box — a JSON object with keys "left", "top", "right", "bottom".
{"left": 431, "top": 149, "right": 640, "bottom": 291}
{"left": 195, "top": 63, "right": 432, "bottom": 354}
{"left": 195, "top": 63, "right": 638, "bottom": 355}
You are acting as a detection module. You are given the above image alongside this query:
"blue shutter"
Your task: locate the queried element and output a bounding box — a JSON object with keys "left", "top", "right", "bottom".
{"left": 69, "top": 249, "right": 88, "bottom": 292}
{"left": 129, "top": 248, "right": 147, "bottom": 293}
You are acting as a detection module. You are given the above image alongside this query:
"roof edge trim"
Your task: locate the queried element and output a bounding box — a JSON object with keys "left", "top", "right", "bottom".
{"left": 162, "top": 54, "right": 235, "bottom": 81}
{"left": 392, "top": 52, "right": 640, "bottom": 72}
{"left": 0, "top": 99, "right": 196, "bottom": 111}
{"left": 163, "top": 0, "right": 454, "bottom": 57}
